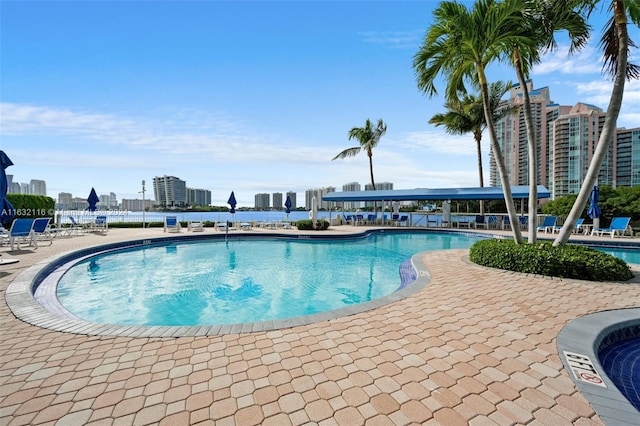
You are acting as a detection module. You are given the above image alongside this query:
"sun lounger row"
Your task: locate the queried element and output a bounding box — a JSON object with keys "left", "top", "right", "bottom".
{"left": 0, "top": 217, "right": 55, "bottom": 250}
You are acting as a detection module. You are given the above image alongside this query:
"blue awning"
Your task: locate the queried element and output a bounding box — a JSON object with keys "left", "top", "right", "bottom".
{"left": 322, "top": 185, "right": 550, "bottom": 202}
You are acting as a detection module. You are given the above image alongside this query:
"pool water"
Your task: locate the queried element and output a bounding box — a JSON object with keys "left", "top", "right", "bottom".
{"left": 56, "top": 232, "right": 482, "bottom": 326}
{"left": 596, "top": 247, "right": 640, "bottom": 265}
{"left": 599, "top": 332, "right": 640, "bottom": 412}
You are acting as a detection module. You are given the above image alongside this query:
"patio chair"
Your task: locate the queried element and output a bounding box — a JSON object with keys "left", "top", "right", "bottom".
{"left": 2, "top": 218, "right": 36, "bottom": 251}
{"left": 536, "top": 216, "right": 557, "bottom": 233}
{"left": 68, "top": 216, "right": 88, "bottom": 235}
{"left": 32, "top": 217, "right": 54, "bottom": 245}
{"left": 592, "top": 217, "right": 631, "bottom": 238}
{"left": 188, "top": 221, "right": 204, "bottom": 232}
{"left": 164, "top": 216, "right": 181, "bottom": 233}
{"left": 551, "top": 218, "right": 584, "bottom": 234}
{"left": 474, "top": 215, "right": 488, "bottom": 229}
{"left": 93, "top": 215, "right": 108, "bottom": 232}
{"left": 396, "top": 214, "right": 409, "bottom": 227}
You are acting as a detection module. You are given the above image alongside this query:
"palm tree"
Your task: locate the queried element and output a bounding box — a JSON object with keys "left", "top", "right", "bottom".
{"left": 429, "top": 82, "right": 513, "bottom": 214}
{"left": 332, "top": 118, "right": 387, "bottom": 212}
{"left": 553, "top": 0, "right": 640, "bottom": 245}
{"left": 414, "top": 0, "right": 525, "bottom": 243}
{"left": 506, "top": 0, "right": 591, "bottom": 243}
{"left": 429, "top": 82, "right": 512, "bottom": 189}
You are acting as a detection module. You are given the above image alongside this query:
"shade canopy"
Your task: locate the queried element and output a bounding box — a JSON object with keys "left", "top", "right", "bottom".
{"left": 322, "top": 185, "right": 551, "bottom": 203}
{"left": 0, "top": 150, "right": 15, "bottom": 225}
{"left": 86, "top": 187, "right": 100, "bottom": 212}
{"left": 284, "top": 195, "right": 292, "bottom": 214}
{"left": 227, "top": 191, "right": 237, "bottom": 214}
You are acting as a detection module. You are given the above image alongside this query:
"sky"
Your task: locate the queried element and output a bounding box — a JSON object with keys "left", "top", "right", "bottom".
{"left": 2, "top": 1, "right": 640, "bottom": 207}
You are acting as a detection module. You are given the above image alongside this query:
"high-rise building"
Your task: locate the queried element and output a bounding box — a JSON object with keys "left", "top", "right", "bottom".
{"left": 30, "top": 179, "right": 47, "bottom": 196}
{"left": 153, "top": 175, "right": 187, "bottom": 207}
{"left": 364, "top": 182, "right": 393, "bottom": 208}
{"left": 491, "top": 81, "right": 638, "bottom": 199}
{"left": 272, "top": 192, "right": 283, "bottom": 210}
{"left": 121, "top": 198, "right": 155, "bottom": 212}
{"left": 615, "top": 128, "right": 640, "bottom": 187}
{"left": 254, "top": 193, "right": 270, "bottom": 209}
{"left": 342, "top": 182, "right": 362, "bottom": 210}
{"left": 286, "top": 191, "right": 297, "bottom": 210}
{"left": 187, "top": 188, "right": 212, "bottom": 206}
{"left": 99, "top": 192, "right": 118, "bottom": 209}
{"left": 305, "top": 187, "right": 336, "bottom": 210}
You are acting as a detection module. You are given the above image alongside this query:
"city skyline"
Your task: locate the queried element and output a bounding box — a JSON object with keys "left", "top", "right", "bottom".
{"left": 2, "top": 2, "right": 639, "bottom": 207}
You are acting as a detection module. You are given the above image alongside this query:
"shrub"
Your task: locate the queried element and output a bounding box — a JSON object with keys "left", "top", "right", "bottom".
{"left": 469, "top": 239, "right": 634, "bottom": 282}
{"left": 296, "top": 219, "right": 329, "bottom": 230}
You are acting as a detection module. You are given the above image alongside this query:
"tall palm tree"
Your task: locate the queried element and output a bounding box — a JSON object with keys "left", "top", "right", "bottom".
{"left": 332, "top": 118, "right": 387, "bottom": 212}
{"left": 414, "top": 0, "right": 525, "bottom": 243}
{"left": 507, "top": 0, "right": 591, "bottom": 243}
{"left": 554, "top": 0, "right": 640, "bottom": 245}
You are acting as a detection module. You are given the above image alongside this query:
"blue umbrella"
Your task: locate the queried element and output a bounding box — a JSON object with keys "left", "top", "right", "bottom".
{"left": 0, "top": 150, "right": 15, "bottom": 225}
{"left": 587, "top": 185, "right": 601, "bottom": 219}
{"left": 227, "top": 191, "right": 237, "bottom": 214}
{"left": 284, "top": 195, "right": 292, "bottom": 213}
{"left": 86, "top": 187, "right": 100, "bottom": 212}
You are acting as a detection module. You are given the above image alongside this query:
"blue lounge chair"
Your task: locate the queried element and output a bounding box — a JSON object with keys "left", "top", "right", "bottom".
{"left": 474, "top": 215, "right": 488, "bottom": 229}
{"left": 164, "top": 216, "right": 181, "bottom": 233}
{"left": 32, "top": 217, "right": 54, "bottom": 245}
{"left": 551, "top": 218, "right": 584, "bottom": 234}
{"left": 536, "top": 216, "right": 557, "bottom": 233}
{"left": 93, "top": 215, "right": 108, "bottom": 232}
{"left": 592, "top": 217, "right": 631, "bottom": 238}
{"left": 67, "top": 216, "right": 87, "bottom": 235}
{"left": 396, "top": 214, "right": 409, "bottom": 227}
{"left": 3, "top": 219, "right": 36, "bottom": 251}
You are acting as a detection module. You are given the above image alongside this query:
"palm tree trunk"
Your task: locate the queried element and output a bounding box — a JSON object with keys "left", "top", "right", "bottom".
{"left": 368, "top": 152, "right": 377, "bottom": 215}
{"left": 553, "top": 1, "right": 628, "bottom": 246}
{"left": 513, "top": 48, "right": 538, "bottom": 244}
{"left": 478, "top": 66, "right": 523, "bottom": 244}
{"left": 474, "top": 130, "right": 485, "bottom": 215}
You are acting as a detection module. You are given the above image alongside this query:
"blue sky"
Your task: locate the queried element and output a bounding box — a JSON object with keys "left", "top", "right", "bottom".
{"left": 2, "top": 1, "right": 639, "bottom": 207}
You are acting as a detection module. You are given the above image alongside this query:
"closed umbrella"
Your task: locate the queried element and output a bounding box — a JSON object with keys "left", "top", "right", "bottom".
{"left": 87, "top": 187, "right": 100, "bottom": 212}
{"left": 587, "top": 185, "right": 601, "bottom": 230}
{"left": 227, "top": 191, "right": 237, "bottom": 221}
{"left": 284, "top": 195, "right": 292, "bottom": 221}
{"left": 310, "top": 196, "right": 318, "bottom": 230}
{"left": 0, "top": 150, "right": 15, "bottom": 225}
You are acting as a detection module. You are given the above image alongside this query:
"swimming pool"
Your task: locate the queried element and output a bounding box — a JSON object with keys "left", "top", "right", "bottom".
{"left": 51, "top": 231, "right": 483, "bottom": 327}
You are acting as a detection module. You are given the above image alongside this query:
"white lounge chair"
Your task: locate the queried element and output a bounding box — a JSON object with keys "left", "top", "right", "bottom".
{"left": 188, "top": 221, "right": 204, "bottom": 232}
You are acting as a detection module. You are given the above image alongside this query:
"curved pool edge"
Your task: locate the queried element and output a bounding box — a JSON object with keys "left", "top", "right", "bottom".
{"left": 556, "top": 308, "right": 640, "bottom": 425}
{"left": 5, "top": 231, "right": 435, "bottom": 338}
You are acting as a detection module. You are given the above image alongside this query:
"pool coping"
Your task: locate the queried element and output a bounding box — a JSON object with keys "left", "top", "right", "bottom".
{"left": 6, "top": 230, "right": 444, "bottom": 338}
{"left": 556, "top": 308, "right": 640, "bottom": 425}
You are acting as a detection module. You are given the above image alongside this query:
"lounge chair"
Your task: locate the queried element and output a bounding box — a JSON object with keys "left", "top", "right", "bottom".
{"left": 536, "top": 216, "right": 557, "bottom": 233}
{"left": 396, "top": 214, "right": 409, "bottom": 227}
{"left": 68, "top": 216, "right": 87, "bottom": 235}
{"left": 164, "top": 216, "right": 181, "bottom": 233}
{"left": 474, "top": 215, "right": 488, "bottom": 229}
{"left": 188, "top": 221, "right": 204, "bottom": 232}
{"left": 592, "top": 217, "right": 631, "bottom": 238}
{"left": 2, "top": 219, "right": 36, "bottom": 251}
{"left": 32, "top": 217, "right": 54, "bottom": 245}
{"left": 93, "top": 215, "right": 108, "bottom": 232}
{"left": 551, "top": 218, "right": 584, "bottom": 234}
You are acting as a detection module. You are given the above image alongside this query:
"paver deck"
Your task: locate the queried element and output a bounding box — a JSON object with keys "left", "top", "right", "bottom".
{"left": 1, "top": 226, "right": 639, "bottom": 425}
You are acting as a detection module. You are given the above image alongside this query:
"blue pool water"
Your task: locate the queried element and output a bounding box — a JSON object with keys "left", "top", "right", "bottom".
{"left": 596, "top": 247, "right": 640, "bottom": 265}
{"left": 598, "top": 329, "right": 640, "bottom": 412}
{"left": 56, "top": 232, "right": 483, "bottom": 326}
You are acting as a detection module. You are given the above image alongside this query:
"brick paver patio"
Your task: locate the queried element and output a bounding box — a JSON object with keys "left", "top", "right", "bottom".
{"left": 1, "top": 227, "right": 639, "bottom": 425}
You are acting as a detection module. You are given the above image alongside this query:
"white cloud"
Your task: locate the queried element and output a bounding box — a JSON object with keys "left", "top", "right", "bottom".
{"left": 358, "top": 30, "right": 423, "bottom": 49}
{"left": 533, "top": 44, "right": 602, "bottom": 76}
{"left": 399, "top": 130, "right": 480, "bottom": 156}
